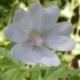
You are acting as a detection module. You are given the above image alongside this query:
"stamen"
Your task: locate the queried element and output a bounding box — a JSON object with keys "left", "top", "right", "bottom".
{"left": 29, "top": 30, "right": 43, "bottom": 47}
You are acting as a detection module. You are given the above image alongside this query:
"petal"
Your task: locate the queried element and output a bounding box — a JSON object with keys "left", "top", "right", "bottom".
{"left": 45, "top": 35, "right": 75, "bottom": 51}
{"left": 49, "top": 22, "right": 73, "bottom": 36}
{"left": 39, "top": 54, "right": 60, "bottom": 67}
{"left": 41, "top": 6, "right": 59, "bottom": 32}
{"left": 13, "top": 9, "right": 32, "bottom": 32}
{"left": 4, "top": 23, "right": 28, "bottom": 43}
{"left": 36, "top": 47, "right": 60, "bottom": 66}
{"left": 29, "top": 3, "right": 60, "bottom": 33}
{"left": 29, "top": 3, "right": 43, "bottom": 31}
{"left": 35, "top": 6, "right": 60, "bottom": 33}
{"left": 11, "top": 44, "right": 60, "bottom": 66}
{"left": 45, "top": 6, "right": 60, "bottom": 23}
{"left": 11, "top": 44, "right": 36, "bottom": 65}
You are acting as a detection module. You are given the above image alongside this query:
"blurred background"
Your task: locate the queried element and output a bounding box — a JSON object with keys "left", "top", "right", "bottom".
{"left": 0, "top": 0, "right": 80, "bottom": 68}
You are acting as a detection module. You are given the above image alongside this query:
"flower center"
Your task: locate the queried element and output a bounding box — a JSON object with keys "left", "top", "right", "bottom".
{"left": 29, "top": 30, "right": 43, "bottom": 47}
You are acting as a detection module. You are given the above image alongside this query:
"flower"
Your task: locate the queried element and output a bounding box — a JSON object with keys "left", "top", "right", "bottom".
{"left": 4, "top": 3, "right": 75, "bottom": 66}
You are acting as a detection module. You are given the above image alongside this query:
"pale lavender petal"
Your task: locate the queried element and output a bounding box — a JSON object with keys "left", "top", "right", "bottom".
{"left": 40, "top": 6, "right": 60, "bottom": 32}
{"left": 13, "top": 9, "right": 32, "bottom": 33}
{"left": 45, "top": 35, "right": 75, "bottom": 51}
{"left": 45, "top": 6, "right": 60, "bottom": 23}
{"left": 11, "top": 44, "right": 60, "bottom": 66}
{"left": 29, "top": 3, "right": 60, "bottom": 33}
{"left": 29, "top": 3, "right": 43, "bottom": 32}
{"left": 4, "top": 23, "right": 28, "bottom": 43}
{"left": 49, "top": 22, "right": 73, "bottom": 36}
{"left": 39, "top": 54, "right": 60, "bottom": 67}
{"left": 11, "top": 44, "right": 37, "bottom": 65}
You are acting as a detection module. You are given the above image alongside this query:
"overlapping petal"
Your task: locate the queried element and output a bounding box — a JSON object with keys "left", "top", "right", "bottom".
{"left": 11, "top": 44, "right": 60, "bottom": 66}
{"left": 41, "top": 6, "right": 59, "bottom": 32}
{"left": 29, "top": 3, "right": 43, "bottom": 32}
{"left": 4, "top": 23, "right": 28, "bottom": 43}
{"left": 48, "top": 22, "right": 73, "bottom": 36}
{"left": 29, "top": 3, "right": 60, "bottom": 32}
{"left": 13, "top": 9, "right": 32, "bottom": 33}
{"left": 45, "top": 35, "right": 75, "bottom": 51}
{"left": 45, "top": 6, "right": 60, "bottom": 22}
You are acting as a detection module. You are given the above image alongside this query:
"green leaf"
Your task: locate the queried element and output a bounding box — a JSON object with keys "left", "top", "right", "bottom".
{"left": 2, "top": 69, "right": 14, "bottom": 80}
{"left": 13, "top": 67, "right": 30, "bottom": 80}
{"left": 1, "top": 65, "right": 30, "bottom": 80}
{"left": 0, "top": 47, "right": 10, "bottom": 57}
{"left": 0, "top": 47, "right": 20, "bottom": 70}
{"left": 69, "top": 74, "right": 80, "bottom": 80}
{"left": 31, "top": 67, "right": 42, "bottom": 80}
{"left": 43, "top": 64, "right": 80, "bottom": 80}
{"left": 0, "top": 57, "right": 19, "bottom": 69}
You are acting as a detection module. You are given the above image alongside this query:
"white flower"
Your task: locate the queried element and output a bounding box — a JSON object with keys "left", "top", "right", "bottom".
{"left": 4, "top": 3, "right": 75, "bottom": 66}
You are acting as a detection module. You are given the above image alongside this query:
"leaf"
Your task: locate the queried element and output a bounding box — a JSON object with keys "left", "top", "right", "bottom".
{"left": 2, "top": 69, "right": 14, "bottom": 80}
{"left": 43, "top": 65, "right": 66, "bottom": 80}
{"left": 43, "top": 66, "right": 60, "bottom": 78}
{"left": 0, "top": 47, "right": 21, "bottom": 69}
{"left": 43, "top": 64, "right": 80, "bottom": 80}
{"left": 0, "top": 73, "right": 3, "bottom": 80}
{"left": 31, "top": 67, "right": 43, "bottom": 80}
{"left": 13, "top": 68, "right": 29, "bottom": 80}
{"left": 0, "top": 57, "right": 19, "bottom": 69}
{"left": 0, "top": 47, "right": 10, "bottom": 57}
{"left": 1, "top": 61, "right": 30, "bottom": 80}
{"left": 69, "top": 74, "right": 80, "bottom": 80}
